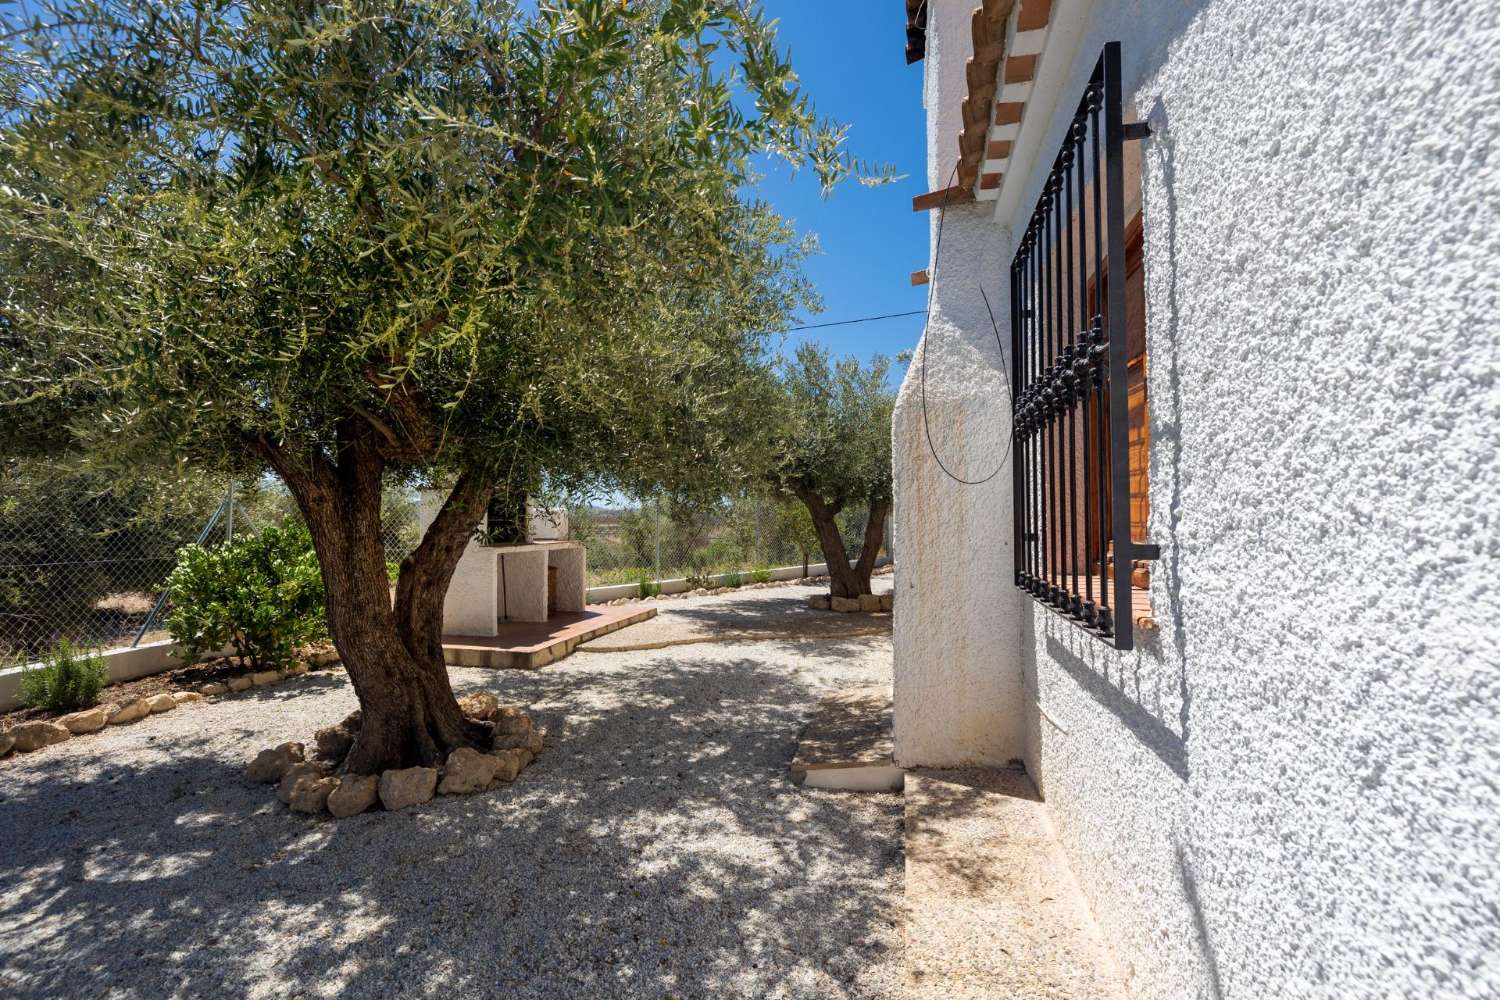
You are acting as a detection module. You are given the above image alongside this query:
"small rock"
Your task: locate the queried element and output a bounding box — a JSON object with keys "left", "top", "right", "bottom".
{"left": 830, "top": 596, "right": 860, "bottom": 613}
{"left": 146, "top": 693, "right": 177, "bottom": 714}
{"left": 288, "top": 775, "right": 338, "bottom": 815}
{"left": 857, "top": 593, "right": 881, "bottom": 613}
{"left": 314, "top": 725, "right": 354, "bottom": 761}
{"left": 341, "top": 710, "right": 363, "bottom": 731}
{"left": 457, "top": 691, "right": 500, "bottom": 721}
{"left": 438, "top": 747, "right": 500, "bottom": 795}
{"left": 199, "top": 682, "right": 228, "bottom": 697}
{"left": 327, "top": 774, "right": 380, "bottom": 818}
{"left": 492, "top": 705, "right": 532, "bottom": 736}
{"left": 806, "top": 594, "right": 831, "bottom": 610}
{"left": 227, "top": 676, "right": 253, "bottom": 693}
{"left": 108, "top": 699, "right": 152, "bottom": 725}
{"left": 379, "top": 767, "right": 437, "bottom": 811}
{"left": 172, "top": 691, "right": 205, "bottom": 705}
{"left": 491, "top": 747, "right": 533, "bottom": 782}
{"left": 284, "top": 663, "right": 310, "bottom": 676}
{"left": 0, "top": 731, "right": 14, "bottom": 756}
{"left": 879, "top": 593, "right": 894, "bottom": 612}
{"left": 524, "top": 728, "right": 544, "bottom": 754}
{"left": 247, "top": 742, "right": 306, "bottom": 784}
{"left": 10, "top": 720, "right": 71, "bottom": 752}
{"left": 492, "top": 730, "right": 532, "bottom": 751}
{"left": 57, "top": 706, "right": 109, "bottom": 735}
{"left": 250, "top": 670, "right": 280, "bottom": 687}
{"left": 277, "top": 762, "right": 326, "bottom": 804}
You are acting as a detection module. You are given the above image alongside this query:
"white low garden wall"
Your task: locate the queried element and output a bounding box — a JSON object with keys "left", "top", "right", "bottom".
{"left": 3, "top": 559, "right": 890, "bottom": 711}
{"left": 584, "top": 558, "right": 890, "bottom": 604}
{"left": 0, "top": 639, "right": 211, "bottom": 713}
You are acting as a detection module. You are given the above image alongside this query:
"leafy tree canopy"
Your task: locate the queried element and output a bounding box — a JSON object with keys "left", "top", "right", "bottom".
{"left": 0, "top": 0, "right": 891, "bottom": 770}
{"left": 765, "top": 344, "right": 895, "bottom": 596}
{"left": 0, "top": 0, "right": 887, "bottom": 496}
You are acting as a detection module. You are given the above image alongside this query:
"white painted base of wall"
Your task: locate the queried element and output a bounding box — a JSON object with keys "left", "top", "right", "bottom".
{"left": 584, "top": 558, "right": 890, "bottom": 604}
{"left": 802, "top": 764, "right": 906, "bottom": 792}
{"left": 0, "top": 639, "right": 230, "bottom": 712}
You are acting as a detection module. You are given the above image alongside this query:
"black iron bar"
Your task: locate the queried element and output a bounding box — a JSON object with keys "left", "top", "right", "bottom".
{"left": 1039, "top": 208, "right": 1051, "bottom": 600}
{"left": 1080, "top": 107, "right": 1104, "bottom": 617}
{"left": 1014, "top": 262, "right": 1026, "bottom": 590}
{"left": 1050, "top": 173, "right": 1062, "bottom": 605}
{"left": 1088, "top": 71, "right": 1111, "bottom": 634}
{"left": 1027, "top": 235, "right": 1039, "bottom": 594}
{"left": 1062, "top": 127, "right": 1079, "bottom": 617}
{"left": 1102, "top": 40, "right": 1134, "bottom": 651}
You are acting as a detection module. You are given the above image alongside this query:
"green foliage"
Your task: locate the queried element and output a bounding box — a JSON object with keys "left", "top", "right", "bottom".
{"left": 565, "top": 503, "right": 602, "bottom": 548}
{"left": 0, "top": 0, "right": 884, "bottom": 506}
{"left": 768, "top": 345, "right": 896, "bottom": 513}
{"left": 720, "top": 570, "right": 743, "bottom": 588}
{"left": 749, "top": 567, "right": 773, "bottom": 585}
{"left": 0, "top": 458, "right": 228, "bottom": 660}
{"left": 771, "top": 496, "right": 821, "bottom": 571}
{"left": 20, "top": 640, "right": 108, "bottom": 713}
{"left": 618, "top": 507, "right": 661, "bottom": 569}
{"left": 164, "top": 524, "right": 327, "bottom": 670}
{"left": 636, "top": 577, "right": 661, "bottom": 599}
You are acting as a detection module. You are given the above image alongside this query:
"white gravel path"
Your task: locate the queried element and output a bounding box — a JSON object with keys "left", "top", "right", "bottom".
{"left": 0, "top": 598, "right": 902, "bottom": 1000}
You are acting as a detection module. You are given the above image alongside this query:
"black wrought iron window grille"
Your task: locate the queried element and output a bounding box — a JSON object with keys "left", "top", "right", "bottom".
{"left": 1009, "top": 42, "right": 1158, "bottom": 651}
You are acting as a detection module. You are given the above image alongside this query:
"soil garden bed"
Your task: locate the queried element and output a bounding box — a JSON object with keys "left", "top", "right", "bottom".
{"left": 0, "top": 642, "right": 341, "bottom": 758}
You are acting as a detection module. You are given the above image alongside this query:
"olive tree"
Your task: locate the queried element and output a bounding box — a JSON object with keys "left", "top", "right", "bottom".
{"left": 0, "top": 0, "right": 882, "bottom": 772}
{"left": 767, "top": 345, "right": 894, "bottom": 598}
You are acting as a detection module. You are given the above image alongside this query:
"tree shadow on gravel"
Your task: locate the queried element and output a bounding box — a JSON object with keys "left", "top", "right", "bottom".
{"left": 0, "top": 648, "right": 903, "bottom": 1000}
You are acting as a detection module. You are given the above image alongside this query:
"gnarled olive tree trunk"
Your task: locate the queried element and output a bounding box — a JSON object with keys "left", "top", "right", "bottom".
{"left": 795, "top": 488, "right": 890, "bottom": 599}
{"left": 260, "top": 425, "right": 493, "bottom": 774}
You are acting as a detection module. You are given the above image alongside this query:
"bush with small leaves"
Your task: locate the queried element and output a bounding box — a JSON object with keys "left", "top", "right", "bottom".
{"left": 20, "top": 640, "right": 108, "bottom": 713}
{"left": 164, "top": 523, "right": 326, "bottom": 671}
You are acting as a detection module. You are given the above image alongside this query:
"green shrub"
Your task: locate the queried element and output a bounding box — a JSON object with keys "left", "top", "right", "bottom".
{"left": 637, "top": 577, "right": 661, "bottom": 599}
{"left": 20, "top": 640, "right": 109, "bottom": 713}
{"left": 749, "top": 567, "right": 773, "bottom": 585}
{"left": 720, "top": 570, "right": 743, "bottom": 589}
{"left": 164, "top": 523, "right": 327, "bottom": 670}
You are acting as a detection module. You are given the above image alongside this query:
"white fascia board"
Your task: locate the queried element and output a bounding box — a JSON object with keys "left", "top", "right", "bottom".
{"left": 992, "top": 0, "right": 1097, "bottom": 230}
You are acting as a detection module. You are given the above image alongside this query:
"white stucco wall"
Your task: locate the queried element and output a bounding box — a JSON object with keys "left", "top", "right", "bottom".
{"left": 896, "top": 1, "right": 1500, "bottom": 998}
{"left": 892, "top": 0, "right": 1026, "bottom": 768}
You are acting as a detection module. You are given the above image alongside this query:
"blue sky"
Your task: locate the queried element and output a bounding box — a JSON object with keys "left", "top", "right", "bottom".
{"left": 747, "top": 1, "right": 930, "bottom": 379}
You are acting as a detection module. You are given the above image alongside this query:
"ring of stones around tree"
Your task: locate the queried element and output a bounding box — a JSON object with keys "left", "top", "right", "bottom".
{"left": 246, "top": 692, "right": 543, "bottom": 819}
{"left": 805, "top": 592, "right": 895, "bottom": 614}
{"left": 0, "top": 661, "right": 316, "bottom": 762}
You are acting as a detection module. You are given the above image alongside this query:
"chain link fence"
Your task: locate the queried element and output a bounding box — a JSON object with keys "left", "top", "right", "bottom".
{"left": 0, "top": 460, "right": 884, "bottom": 665}
{"left": 0, "top": 463, "right": 419, "bottom": 667}
{"left": 572, "top": 497, "right": 886, "bottom": 589}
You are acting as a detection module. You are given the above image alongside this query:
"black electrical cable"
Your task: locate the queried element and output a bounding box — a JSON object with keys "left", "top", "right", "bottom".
{"left": 784, "top": 310, "right": 926, "bottom": 333}
{"left": 918, "top": 164, "right": 1015, "bottom": 485}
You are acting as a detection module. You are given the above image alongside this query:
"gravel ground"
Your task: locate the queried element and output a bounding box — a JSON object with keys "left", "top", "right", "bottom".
{"left": 0, "top": 595, "right": 903, "bottom": 1000}
{"left": 580, "top": 579, "right": 894, "bottom": 652}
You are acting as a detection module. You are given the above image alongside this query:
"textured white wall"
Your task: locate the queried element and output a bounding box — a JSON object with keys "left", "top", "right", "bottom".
{"left": 893, "top": 0, "right": 1026, "bottom": 768}
{"left": 896, "top": 0, "right": 1500, "bottom": 997}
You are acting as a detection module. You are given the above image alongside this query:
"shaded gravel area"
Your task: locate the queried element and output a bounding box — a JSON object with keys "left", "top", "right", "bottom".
{"left": 0, "top": 608, "right": 902, "bottom": 999}
{"left": 580, "top": 579, "right": 895, "bottom": 652}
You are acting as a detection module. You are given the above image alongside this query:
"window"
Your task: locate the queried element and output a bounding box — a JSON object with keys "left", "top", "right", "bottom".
{"left": 1008, "top": 42, "right": 1157, "bottom": 651}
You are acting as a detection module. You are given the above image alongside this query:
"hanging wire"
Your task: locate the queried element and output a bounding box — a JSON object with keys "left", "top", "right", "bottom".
{"left": 918, "top": 164, "right": 1016, "bottom": 485}
{"left": 783, "top": 309, "right": 927, "bottom": 333}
